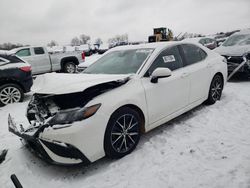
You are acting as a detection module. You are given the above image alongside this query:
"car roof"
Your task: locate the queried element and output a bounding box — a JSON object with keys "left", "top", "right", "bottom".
{"left": 9, "top": 46, "right": 44, "bottom": 54}
{"left": 108, "top": 41, "right": 191, "bottom": 52}
{"left": 0, "top": 50, "right": 12, "bottom": 56}
{"left": 182, "top": 37, "right": 214, "bottom": 42}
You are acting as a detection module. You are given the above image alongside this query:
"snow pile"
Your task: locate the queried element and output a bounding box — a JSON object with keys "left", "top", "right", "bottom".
{"left": 0, "top": 81, "right": 250, "bottom": 188}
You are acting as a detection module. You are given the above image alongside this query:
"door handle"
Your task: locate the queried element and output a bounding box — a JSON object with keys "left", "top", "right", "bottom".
{"left": 181, "top": 72, "right": 189, "bottom": 78}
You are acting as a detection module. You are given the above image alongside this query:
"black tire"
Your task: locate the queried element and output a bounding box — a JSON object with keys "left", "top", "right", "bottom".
{"left": 205, "top": 74, "right": 223, "bottom": 105}
{"left": 104, "top": 107, "right": 142, "bottom": 159}
{"left": 0, "top": 84, "right": 24, "bottom": 107}
{"left": 63, "top": 62, "right": 76, "bottom": 73}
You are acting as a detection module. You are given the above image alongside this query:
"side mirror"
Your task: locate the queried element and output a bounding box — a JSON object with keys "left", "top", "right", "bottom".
{"left": 150, "top": 67, "right": 172, "bottom": 83}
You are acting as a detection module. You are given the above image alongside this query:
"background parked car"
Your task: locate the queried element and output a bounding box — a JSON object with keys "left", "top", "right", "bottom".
{"left": 77, "top": 54, "right": 102, "bottom": 72}
{"left": 214, "top": 29, "right": 250, "bottom": 76}
{"left": 183, "top": 37, "right": 217, "bottom": 49}
{"left": 75, "top": 44, "right": 92, "bottom": 56}
{"left": 0, "top": 52, "right": 33, "bottom": 106}
{"left": 214, "top": 34, "right": 228, "bottom": 46}
{"left": 90, "top": 44, "right": 99, "bottom": 54}
{"left": 10, "top": 46, "right": 85, "bottom": 74}
{"left": 97, "top": 43, "right": 109, "bottom": 54}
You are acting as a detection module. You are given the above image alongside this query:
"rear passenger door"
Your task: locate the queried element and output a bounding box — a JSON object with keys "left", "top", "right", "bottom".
{"left": 180, "top": 44, "right": 211, "bottom": 104}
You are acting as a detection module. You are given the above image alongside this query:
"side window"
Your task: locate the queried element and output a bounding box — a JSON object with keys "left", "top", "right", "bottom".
{"left": 34, "top": 47, "right": 45, "bottom": 55}
{"left": 181, "top": 44, "right": 207, "bottom": 66}
{"left": 204, "top": 38, "right": 209, "bottom": 44}
{"left": 16, "top": 49, "right": 31, "bottom": 57}
{"left": 146, "top": 46, "right": 183, "bottom": 76}
{"left": 206, "top": 38, "right": 213, "bottom": 44}
{"left": 0, "top": 55, "right": 23, "bottom": 63}
{"left": 0, "top": 56, "right": 10, "bottom": 62}
{"left": 199, "top": 39, "right": 206, "bottom": 45}
{"left": 6, "top": 55, "right": 24, "bottom": 63}
{"left": 199, "top": 49, "right": 207, "bottom": 59}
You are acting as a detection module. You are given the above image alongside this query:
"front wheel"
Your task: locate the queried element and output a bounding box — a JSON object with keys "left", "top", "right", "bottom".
{"left": 63, "top": 62, "right": 76, "bottom": 73}
{"left": 0, "top": 84, "right": 24, "bottom": 107}
{"left": 205, "top": 74, "right": 223, "bottom": 105}
{"left": 104, "top": 107, "right": 141, "bottom": 159}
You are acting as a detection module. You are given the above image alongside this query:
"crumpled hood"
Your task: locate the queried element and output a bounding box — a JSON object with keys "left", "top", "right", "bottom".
{"left": 214, "top": 45, "right": 250, "bottom": 56}
{"left": 32, "top": 73, "right": 131, "bottom": 94}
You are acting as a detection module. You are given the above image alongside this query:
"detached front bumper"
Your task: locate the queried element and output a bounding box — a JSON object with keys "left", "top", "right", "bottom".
{"left": 224, "top": 55, "right": 250, "bottom": 74}
{"left": 227, "top": 62, "right": 250, "bottom": 73}
{"left": 8, "top": 115, "right": 91, "bottom": 165}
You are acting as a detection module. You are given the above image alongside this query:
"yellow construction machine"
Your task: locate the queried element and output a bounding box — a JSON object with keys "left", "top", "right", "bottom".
{"left": 148, "top": 27, "right": 173, "bottom": 43}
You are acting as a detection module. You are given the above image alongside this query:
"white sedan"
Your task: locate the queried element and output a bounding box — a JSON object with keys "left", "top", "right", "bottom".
{"left": 9, "top": 41, "right": 227, "bottom": 165}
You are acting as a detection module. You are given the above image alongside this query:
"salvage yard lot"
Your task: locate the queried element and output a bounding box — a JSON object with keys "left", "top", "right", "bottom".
{"left": 0, "top": 79, "right": 250, "bottom": 188}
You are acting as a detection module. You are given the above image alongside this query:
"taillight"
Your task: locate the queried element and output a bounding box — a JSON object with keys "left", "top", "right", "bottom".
{"left": 81, "top": 52, "right": 85, "bottom": 61}
{"left": 19, "top": 66, "right": 32, "bottom": 72}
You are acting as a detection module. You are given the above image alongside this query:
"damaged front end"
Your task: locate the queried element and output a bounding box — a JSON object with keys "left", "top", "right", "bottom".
{"left": 8, "top": 77, "right": 129, "bottom": 165}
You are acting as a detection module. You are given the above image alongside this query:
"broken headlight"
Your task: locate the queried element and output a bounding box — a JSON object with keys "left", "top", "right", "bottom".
{"left": 48, "top": 104, "right": 101, "bottom": 125}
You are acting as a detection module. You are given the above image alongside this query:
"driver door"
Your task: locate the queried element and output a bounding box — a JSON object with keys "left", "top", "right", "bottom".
{"left": 141, "top": 46, "right": 190, "bottom": 128}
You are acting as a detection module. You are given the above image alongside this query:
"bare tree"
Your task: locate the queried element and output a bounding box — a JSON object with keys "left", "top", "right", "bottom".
{"left": 108, "top": 33, "right": 128, "bottom": 47}
{"left": 79, "top": 34, "right": 90, "bottom": 44}
{"left": 0, "top": 43, "right": 24, "bottom": 50}
{"left": 47, "top": 40, "right": 58, "bottom": 47}
{"left": 71, "top": 37, "right": 81, "bottom": 46}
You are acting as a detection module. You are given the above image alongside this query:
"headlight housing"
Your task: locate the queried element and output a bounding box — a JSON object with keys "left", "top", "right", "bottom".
{"left": 48, "top": 103, "right": 101, "bottom": 126}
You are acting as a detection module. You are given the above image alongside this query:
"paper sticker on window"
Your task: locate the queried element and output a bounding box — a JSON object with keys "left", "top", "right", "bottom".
{"left": 162, "top": 55, "right": 175, "bottom": 63}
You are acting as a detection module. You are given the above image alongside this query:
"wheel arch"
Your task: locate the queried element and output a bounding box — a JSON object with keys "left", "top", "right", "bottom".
{"left": 213, "top": 72, "right": 224, "bottom": 89}
{"left": 0, "top": 78, "right": 25, "bottom": 92}
{"left": 110, "top": 104, "right": 146, "bottom": 134}
{"left": 60, "top": 56, "right": 79, "bottom": 68}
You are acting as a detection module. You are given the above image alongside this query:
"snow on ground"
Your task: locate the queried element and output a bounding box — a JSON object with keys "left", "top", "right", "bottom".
{"left": 1, "top": 78, "right": 250, "bottom": 188}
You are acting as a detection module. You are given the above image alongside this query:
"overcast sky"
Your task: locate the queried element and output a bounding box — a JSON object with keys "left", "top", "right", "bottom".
{"left": 0, "top": 0, "right": 249, "bottom": 45}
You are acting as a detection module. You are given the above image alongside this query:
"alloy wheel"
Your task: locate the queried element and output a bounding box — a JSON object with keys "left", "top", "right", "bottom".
{"left": 65, "top": 63, "right": 76, "bottom": 73}
{"left": 211, "top": 77, "right": 222, "bottom": 101}
{"left": 0, "top": 86, "right": 21, "bottom": 105}
{"left": 111, "top": 114, "right": 140, "bottom": 153}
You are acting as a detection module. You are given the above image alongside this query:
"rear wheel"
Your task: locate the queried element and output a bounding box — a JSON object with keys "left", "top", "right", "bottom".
{"left": 0, "top": 84, "right": 24, "bottom": 107}
{"left": 104, "top": 107, "right": 141, "bottom": 159}
{"left": 63, "top": 62, "right": 76, "bottom": 73}
{"left": 205, "top": 74, "right": 223, "bottom": 105}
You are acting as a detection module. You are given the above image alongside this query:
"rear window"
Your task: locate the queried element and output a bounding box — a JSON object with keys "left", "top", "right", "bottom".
{"left": 181, "top": 44, "right": 207, "bottom": 66}
{"left": 16, "top": 49, "right": 31, "bottom": 57}
{"left": 0, "top": 55, "right": 24, "bottom": 63}
{"left": 34, "top": 47, "right": 45, "bottom": 55}
{"left": 0, "top": 57, "right": 5, "bottom": 62}
{"left": 222, "top": 34, "right": 250, "bottom": 46}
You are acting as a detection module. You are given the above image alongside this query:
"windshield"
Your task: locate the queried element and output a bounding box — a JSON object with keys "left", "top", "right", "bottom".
{"left": 83, "top": 48, "right": 153, "bottom": 74}
{"left": 222, "top": 34, "right": 250, "bottom": 46}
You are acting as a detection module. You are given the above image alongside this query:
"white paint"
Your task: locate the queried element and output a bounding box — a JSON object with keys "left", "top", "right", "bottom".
{"left": 7, "top": 42, "right": 227, "bottom": 166}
